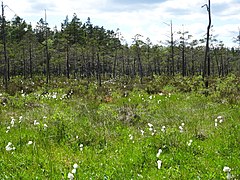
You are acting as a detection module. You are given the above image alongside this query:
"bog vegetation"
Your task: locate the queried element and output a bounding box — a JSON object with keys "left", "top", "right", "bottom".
{"left": 0, "top": 76, "right": 240, "bottom": 179}
{"left": 0, "top": 2, "right": 240, "bottom": 179}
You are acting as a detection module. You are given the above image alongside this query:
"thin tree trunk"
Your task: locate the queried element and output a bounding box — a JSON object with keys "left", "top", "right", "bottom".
{"left": 191, "top": 48, "right": 195, "bottom": 76}
{"left": 97, "top": 52, "right": 101, "bottom": 86}
{"left": 113, "top": 49, "right": 117, "bottom": 78}
{"left": 23, "top": 47, "right": 26, "bottom": 79}
{"left": 66, "top": 45, "right": 70, "bottom": 78}
{"left": 2, "top": 2, "right": 8, "bottom": 90}
{"left": 170, "top": 21, "right": 175, "bottom": 76}
{"left": 202, "top": 0, "right": 211, "bottom": 88}
{"left": 29, "top": 43, "right": 33, "bottom": 78}
{"left": 182, "top": 45, "right": 186, "bottom": 77}
{"left": 137, "top": 46, "right": 143, "bottom": 84}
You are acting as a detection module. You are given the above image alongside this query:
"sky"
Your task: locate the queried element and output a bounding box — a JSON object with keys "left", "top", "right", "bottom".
{"left": 3, "top": 0, "right": 240, "bottom": 47}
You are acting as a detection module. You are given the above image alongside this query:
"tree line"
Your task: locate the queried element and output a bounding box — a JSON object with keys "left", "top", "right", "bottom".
{"left": 1, "top": 12, "right": 240, "bottom": 89}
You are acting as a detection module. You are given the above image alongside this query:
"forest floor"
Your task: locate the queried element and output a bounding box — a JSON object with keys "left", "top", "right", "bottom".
{"left": 0, "top": 75, "right": 239, "bottom": 179}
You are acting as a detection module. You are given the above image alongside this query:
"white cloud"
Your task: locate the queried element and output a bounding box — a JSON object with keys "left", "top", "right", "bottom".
{"left": 3, "top": 0, "right": 240, "bottom": 47}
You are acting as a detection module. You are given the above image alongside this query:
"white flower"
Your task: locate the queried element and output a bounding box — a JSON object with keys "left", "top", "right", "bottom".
{"left": 161, "top": 126, "right": 166, "bottom": 133}
{"left": 129, "top": 134, "right": 133, "bottom": 140}
{"left": 223, "top": 166, "right": 231, "bottom": 172}
{"left": 5, "top": 142, "right": 12, "bottom": 151}
{"left": 151, "top": 129, "right": 156, "bottom": 136}
{"left": 226, "top": 172, "right": 231, "bottom": 180}
{"left": 71, "top": 168, "right": 76, "bottom": 174}
{"left": 156, "top": 149, "right": 162, "bottom": 158}
{"left": 140, "top": 130, "right": 144, "bottom": 135}
{"left": 215, "top": 119, "right": 218, "bottom": 123}
{"left": 181, "top": 122, "right": 185, "bottom": 127}
{"left": 149, "top": 95, "right": 153, "bottom": 100}
{"left": 148, "top": 124, "right": 154, "bottom": 132}
{"left": 43, "top": 124, "right": 48, "bottom": 129}
{"left": 34, "top": 120, "right": 40, "bottom": 125}
{"left": 67, "top": 172, "right": 74, "bottom": 180}
{"left": 19, "top": 116, "right": 23, "bottom": 123}
{"left": 80, "top": 144, "right": 83, "bottom": 151}
{"left": 179, "top": 126, "right": 184, "bottom": 133}
{"left": 6, "top": 142, "right": 15, "bottom": 151}
{"left": 27, "top": 141, "right": 33, "bottom": 145}
{"left": 73, "top": 163, "right": 78, "bottom": 169}
{"left": 10, "top": 117, "right": 15, "bottom": 127}
{"left": 187, "top": 139, "right": 193, "bottom": 146}
{"left": 157, "top": 160, "right": 162, "bottom": 169}
{"left": 217, "top": 116, "right": 224, "bottom": 123}
{"left": 223, "top": 166, "right": 231, "bottom": 180}
{"left": 148, "top": 123, "right": 153, "bottom": 128}
{"left": 215, "top": 122, "right": 218, "bottom": 127}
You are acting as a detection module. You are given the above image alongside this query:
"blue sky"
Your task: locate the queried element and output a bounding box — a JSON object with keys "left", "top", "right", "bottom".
{"left": 4, "top": 0, "right": 240, "bottom": 47}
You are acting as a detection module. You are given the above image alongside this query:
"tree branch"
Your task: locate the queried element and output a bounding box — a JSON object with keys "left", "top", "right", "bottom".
{"left": 201, "top": 4, "right": 209, "bottom": 11}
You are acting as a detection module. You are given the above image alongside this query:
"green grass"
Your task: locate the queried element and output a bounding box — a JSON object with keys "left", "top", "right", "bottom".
{"left": 0, "top": 77, "right": 239, "bottom": 179}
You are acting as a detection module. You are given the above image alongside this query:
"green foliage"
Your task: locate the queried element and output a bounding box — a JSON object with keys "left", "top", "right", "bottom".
{"left": 2, "top": 11, "right": 240, "bottom": 83}
{"left": 0, "top": 77, "right": 239, "bottom": 179}
{"left": 210, "top": 74, "right": 240, "bottom": 104}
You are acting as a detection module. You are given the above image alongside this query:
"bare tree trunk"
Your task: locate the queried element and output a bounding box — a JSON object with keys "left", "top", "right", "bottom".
{"left": 202, "top": 0, "right": 212, "bottom": 89}
{"left": 113, "top": 49, "right": 117, "bottom": 78}
{"left": 170, "top": 21, "right": 175, "bottom": 76}
{"left": 182, "top": 44, "right": 186, "bottom": 77}
{"left": 122, "top": 50, "right": 125, "bottom": 77}
{"left": 97, "top": 52, "right": 101, "bottom": 86}
{"left": 132, "top": 57, "right": 136, "bottom": 78}
{"left": 221, "top": 53, "right": 224, "bottom": 77}
{"left": 2, "top": 2, "right": 8, "bottom": 90}
{"left": 23, "top": 47, "right": 26, "bottom": 79}
{"left": 45, "top": 10, "right": 50, "bottom": 83}
{"left": 29, "top": 43, "right": 33, "bottom": 78}
{"left": 137, "top": 46, "right": 143, "bottom": 84}
{"left": 66, "top": 45, "right": 70, "bottom": 78}
{"left": 191, "top": 48, "right": 195, "bottom": 76}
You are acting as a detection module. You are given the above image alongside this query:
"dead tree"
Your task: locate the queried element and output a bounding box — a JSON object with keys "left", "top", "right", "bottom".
{"left": 2, "top": 2, "right": 8, "bottom": 90}
{"left": 202, "top": 0, "right": 212, "bottom": 88}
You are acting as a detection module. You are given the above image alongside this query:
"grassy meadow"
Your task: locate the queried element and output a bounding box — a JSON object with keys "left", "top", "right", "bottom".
{"left": 0, "top": 75, "right": 239, "bottom": 179}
